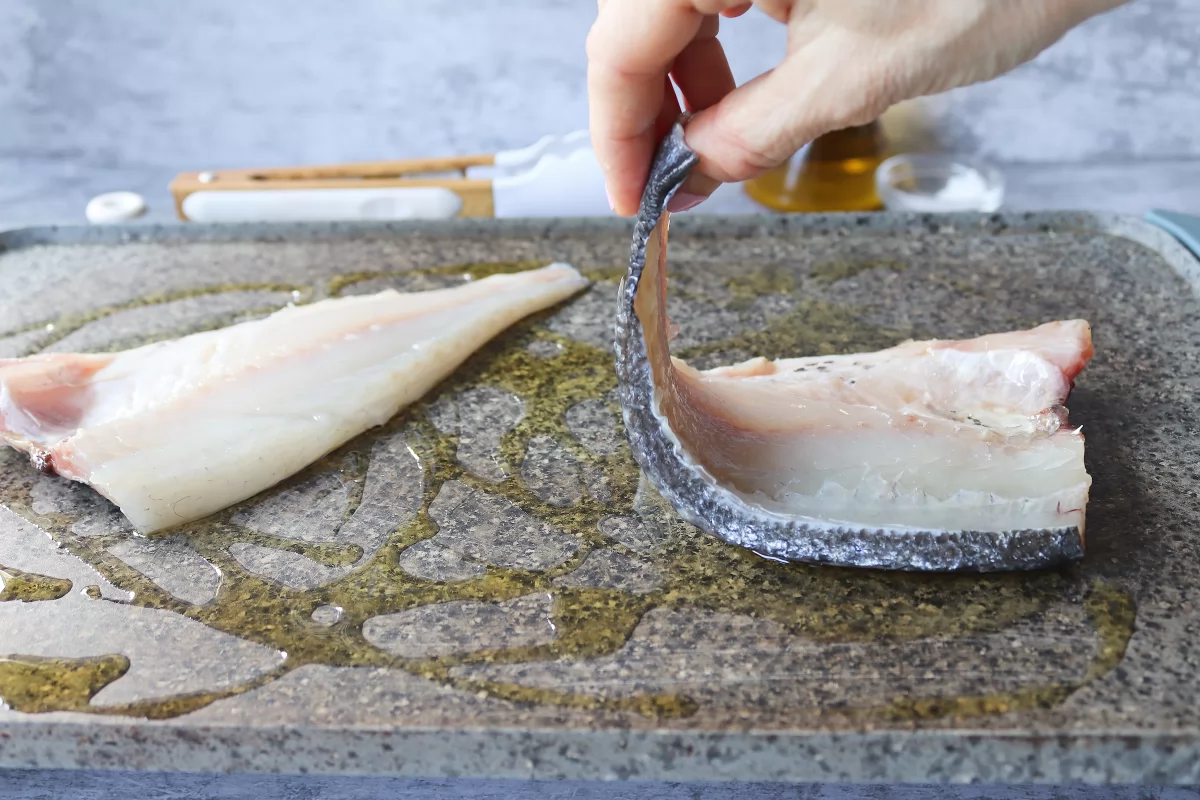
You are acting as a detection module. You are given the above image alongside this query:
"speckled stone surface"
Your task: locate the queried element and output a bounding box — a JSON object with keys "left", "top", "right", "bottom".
{"left": 0, "top": 214, "right": 1198, "bottom": 785}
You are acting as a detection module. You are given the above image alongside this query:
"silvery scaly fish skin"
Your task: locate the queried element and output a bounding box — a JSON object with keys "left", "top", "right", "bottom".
{"left": 613, "top": 123, "right": 1089, "bottom": 572}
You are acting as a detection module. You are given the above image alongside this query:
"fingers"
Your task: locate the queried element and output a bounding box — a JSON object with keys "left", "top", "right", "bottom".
{"left": 654, "top": 74, "right": 685, "bottom": 147}
{"left": 665, "top": 0, "right": 1123, "bottom": 189}
{"left": 670, "top": 15, "right": 736, "bottom": 115}
{"left": 684, "top": 40, "right": 884, "bottom": 184}
{"left": 587, "top": 0, "right": 751, "bottom": 215}
{"left": 587, "top": 0, "right": 706, "bottom": 215}
{"left": 665, "top": 16, "right": 737, "bottom": 211}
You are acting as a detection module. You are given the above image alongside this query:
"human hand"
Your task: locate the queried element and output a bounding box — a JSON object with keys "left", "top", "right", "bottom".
{"left": 586, "top": 0, "right": 1127, "bottom": 215}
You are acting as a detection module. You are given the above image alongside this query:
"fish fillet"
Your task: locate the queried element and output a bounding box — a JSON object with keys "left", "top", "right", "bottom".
{"left": 614, "top": 124, "right": 1091, "bottom": 571}
{"left": 664, "top": 322, "right": 1092, "bottom": 533}
{"left": 0, "top": 263, "right": 588, "bottom": 533}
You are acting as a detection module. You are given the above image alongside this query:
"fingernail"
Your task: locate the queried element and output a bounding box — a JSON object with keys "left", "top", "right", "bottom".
{"left": 666, "top": 191, "right": 705, "bottom": 213}
{"left": 605, "top": 187, "right": 616, "bottom": 213}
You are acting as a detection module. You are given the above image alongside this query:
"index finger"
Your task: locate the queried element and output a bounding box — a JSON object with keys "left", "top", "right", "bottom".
{"left": 586, "top": 0, "right": 713, "bottom": 215}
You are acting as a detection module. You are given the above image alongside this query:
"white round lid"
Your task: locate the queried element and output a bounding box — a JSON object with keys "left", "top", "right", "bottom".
{"left": 86, "top": 191, "right": 148, "bottom": 224}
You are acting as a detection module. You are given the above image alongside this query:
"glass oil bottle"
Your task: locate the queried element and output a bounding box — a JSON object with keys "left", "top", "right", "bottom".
{"left": 743, "top": 121, "right": 888, "bottom": 213}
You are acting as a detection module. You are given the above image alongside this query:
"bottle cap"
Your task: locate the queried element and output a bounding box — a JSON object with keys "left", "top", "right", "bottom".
{"left": 86, "top": 191, "right": 148, "bottom": 224}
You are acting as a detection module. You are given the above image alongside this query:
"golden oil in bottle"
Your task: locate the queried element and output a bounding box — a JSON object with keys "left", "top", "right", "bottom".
{"left": 743, "top": 121, "right": 888, "bottom": 213}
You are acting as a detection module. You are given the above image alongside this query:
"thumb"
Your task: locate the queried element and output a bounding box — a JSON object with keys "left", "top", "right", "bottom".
{"left": 682, "top": 45, "right": 886, "bottom": 184}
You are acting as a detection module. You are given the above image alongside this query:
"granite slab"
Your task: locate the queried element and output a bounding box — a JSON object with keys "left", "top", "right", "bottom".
{"left": 0, "top": 213, "right": 1198, "bottom": 785}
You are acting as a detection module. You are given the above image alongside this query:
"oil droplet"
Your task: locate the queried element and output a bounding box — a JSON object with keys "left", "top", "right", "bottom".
{"left": 311, "top": 605, "right": 344, "bottom": 626}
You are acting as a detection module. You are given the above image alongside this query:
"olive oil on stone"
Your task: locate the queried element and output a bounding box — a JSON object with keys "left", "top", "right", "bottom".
{"left": 0, "top": 259, "right": 1133, "bottom": 722}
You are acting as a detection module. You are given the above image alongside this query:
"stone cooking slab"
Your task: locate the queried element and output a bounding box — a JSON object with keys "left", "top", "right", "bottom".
{"left": 0, "top": 214, "right": 1197, "bottom": 785}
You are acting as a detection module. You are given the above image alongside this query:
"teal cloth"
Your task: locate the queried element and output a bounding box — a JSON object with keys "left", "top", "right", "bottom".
{"left": 1146, "top": 209, "right": 1200, "bottom": 260}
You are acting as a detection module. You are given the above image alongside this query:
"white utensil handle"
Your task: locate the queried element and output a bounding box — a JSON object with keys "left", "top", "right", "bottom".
{"left": 467, "top": 130, "right": 592, "bottom": 180}
{"left": 492, "top": 146, "right": 612, "bottom": 219}
{"left": 181, "top": 187, "right": 464, "bottom": 222}
{"left": 492, "top": 130, "right": 590, "bottom": 170}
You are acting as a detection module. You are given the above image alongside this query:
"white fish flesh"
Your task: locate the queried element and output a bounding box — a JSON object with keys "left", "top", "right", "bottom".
{"left": 664, "top": 321, "right": 1092, "bottom": 534}
{"left": 614, "top": 123, "right": 1092, "bottom": 571}
{"left": 0, "top": 263, "right": 588, "bottom": 533}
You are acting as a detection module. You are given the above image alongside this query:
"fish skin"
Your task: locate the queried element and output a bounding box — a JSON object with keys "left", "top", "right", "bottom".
{"left": 0, "top": 263, "right": 589, "bottom": 533}
{"left": 613, "top": 123, "right": 1088, "bottom": 572}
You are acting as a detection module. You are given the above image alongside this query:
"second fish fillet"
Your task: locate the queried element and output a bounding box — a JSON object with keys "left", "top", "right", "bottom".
{"left": 0, "top": 263, "right": 588, "bottom": 533}
{"left": 615, "top": 124, "right": 1094, "bottom": 571}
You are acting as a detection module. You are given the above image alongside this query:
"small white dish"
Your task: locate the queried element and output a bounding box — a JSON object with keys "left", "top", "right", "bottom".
{"left": 86, "top": 191, "right": 147, "bottom": 224}
{"left": 875, "top": 154, "right": 1004, "bottom": 213}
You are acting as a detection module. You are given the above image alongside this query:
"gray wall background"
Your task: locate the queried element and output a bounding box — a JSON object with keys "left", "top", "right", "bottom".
{"left": 1, "top": 0, "right": 1198, "bottom": 226}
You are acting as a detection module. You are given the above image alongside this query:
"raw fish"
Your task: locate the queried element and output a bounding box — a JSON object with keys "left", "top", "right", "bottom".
{"left": 0, "top": 263, "right": 588, "bottom": 533}
{"left": 614, "top": 125, "right": 1091, "bottom": 571}
{"left": 663, "top": 323, "right": 1092, "bottom": 533}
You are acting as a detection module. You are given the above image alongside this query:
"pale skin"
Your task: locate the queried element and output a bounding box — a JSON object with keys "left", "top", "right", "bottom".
{"left": 586, "top": 0, "right": 1128, "bottom": 215}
